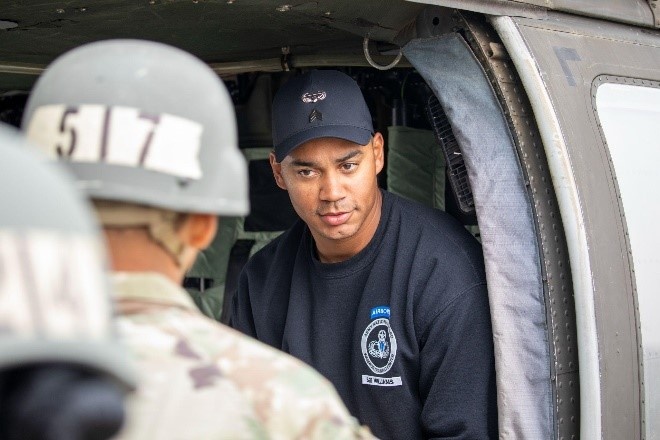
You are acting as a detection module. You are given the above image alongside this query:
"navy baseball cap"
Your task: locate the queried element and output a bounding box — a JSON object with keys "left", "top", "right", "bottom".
{"left": 272, "top": 70, "right": 374, "bottom": 162}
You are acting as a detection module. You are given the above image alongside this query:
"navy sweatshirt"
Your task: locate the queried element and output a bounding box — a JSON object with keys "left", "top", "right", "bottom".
{"left": 231, "top": 190, "right": 498, "bottom": 439}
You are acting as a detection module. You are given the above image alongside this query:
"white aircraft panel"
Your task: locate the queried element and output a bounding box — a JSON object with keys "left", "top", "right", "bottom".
{"left": 597, "top": 83, "right": 660, "bottom": 440}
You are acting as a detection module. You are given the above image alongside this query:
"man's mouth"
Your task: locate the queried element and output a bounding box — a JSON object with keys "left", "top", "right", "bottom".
{"left": 319, "top": 211, "right": 351, "bottom": 226}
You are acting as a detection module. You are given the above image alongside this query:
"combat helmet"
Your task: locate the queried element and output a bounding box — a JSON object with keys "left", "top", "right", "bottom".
{"left": 22, "top": 39, "right": 249, "bottom": 264}
{"left": 22, "top": 39, "right": 248, "bottom": 217}
{"left": 0, "top": 122, "right": 134, "bottom": 389}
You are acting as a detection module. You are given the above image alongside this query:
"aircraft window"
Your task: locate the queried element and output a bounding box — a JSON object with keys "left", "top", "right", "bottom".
{"left": 595, "top": 80, "right": 660, "bottom": 438}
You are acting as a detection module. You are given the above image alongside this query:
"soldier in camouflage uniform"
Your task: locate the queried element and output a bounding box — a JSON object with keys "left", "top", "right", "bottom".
{"left": 22, "top": 40, "right": 375, "bottom": 439}
{"left": 0, "top": 123, "right": 134, "bottom": 440}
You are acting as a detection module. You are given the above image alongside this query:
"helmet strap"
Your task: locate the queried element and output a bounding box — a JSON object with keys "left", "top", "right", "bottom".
{"left": 94, "top": 202, "right": 187, "bottom": 267}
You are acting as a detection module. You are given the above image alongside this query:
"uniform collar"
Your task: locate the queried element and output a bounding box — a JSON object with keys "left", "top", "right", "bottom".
{"left": 111, "top": 272, "right": 198, "bottom": 311}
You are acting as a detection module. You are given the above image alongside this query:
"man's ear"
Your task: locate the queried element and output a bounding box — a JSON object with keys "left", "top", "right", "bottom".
{"left": 177, "top": 214, "right": 218, "bottom": 251}
{"left": 372, "top": 132, "right": 385, "bottom": 175}
{"left": 269, "top": 151, "right": 287, "bottom": 190}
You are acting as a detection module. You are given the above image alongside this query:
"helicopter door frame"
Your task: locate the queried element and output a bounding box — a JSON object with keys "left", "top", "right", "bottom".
{"left": 494, "top": 12, "right": 660, "bottom": 439}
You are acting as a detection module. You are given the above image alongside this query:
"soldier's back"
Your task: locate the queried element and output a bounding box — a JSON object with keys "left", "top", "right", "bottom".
{"left": 112, "top": 272, "right": 373, "bottom": 440}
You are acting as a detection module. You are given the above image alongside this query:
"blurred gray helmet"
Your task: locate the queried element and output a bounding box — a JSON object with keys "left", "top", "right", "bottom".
{"left": 0, "top": 123, "right": 134, "bottom": 390}
{"left": 22, "top": 39, "right": 248, "bottom": 216}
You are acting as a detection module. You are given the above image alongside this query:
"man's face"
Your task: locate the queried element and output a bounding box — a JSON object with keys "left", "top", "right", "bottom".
{"left": 271, "top": 134, "right": 384, "bottom": 261}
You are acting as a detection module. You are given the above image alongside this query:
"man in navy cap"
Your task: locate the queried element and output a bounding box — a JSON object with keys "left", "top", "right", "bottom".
{"left": 231, "top": 69, "right": 498, "bottom": 439}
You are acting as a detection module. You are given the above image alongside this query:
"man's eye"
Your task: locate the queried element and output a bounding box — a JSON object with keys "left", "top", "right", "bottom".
{"left": 342, "top": 163, "right": 358, "bottom": 171}
{"left": 298, "top": 169, "right": 314, "bottom": 177}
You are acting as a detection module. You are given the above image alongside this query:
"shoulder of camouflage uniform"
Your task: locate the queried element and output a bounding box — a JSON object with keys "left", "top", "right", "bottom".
{"left": 215, "top": 324, "right": 378, "bottom": 439}
{"left": 138, "top": 306, "right": 377, "bottom": 439}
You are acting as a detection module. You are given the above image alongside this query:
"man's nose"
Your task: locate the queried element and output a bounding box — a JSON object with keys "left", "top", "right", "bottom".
{"left": 319, "top": 172, "right": 345, "bottom": 202}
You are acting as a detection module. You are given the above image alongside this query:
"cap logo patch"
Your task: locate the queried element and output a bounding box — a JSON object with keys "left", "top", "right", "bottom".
{"left": 309, "top": 108, "right": 323, "bottom": 123}
{"left": 301, "top": 91, "right": 326, "bottom": 103}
